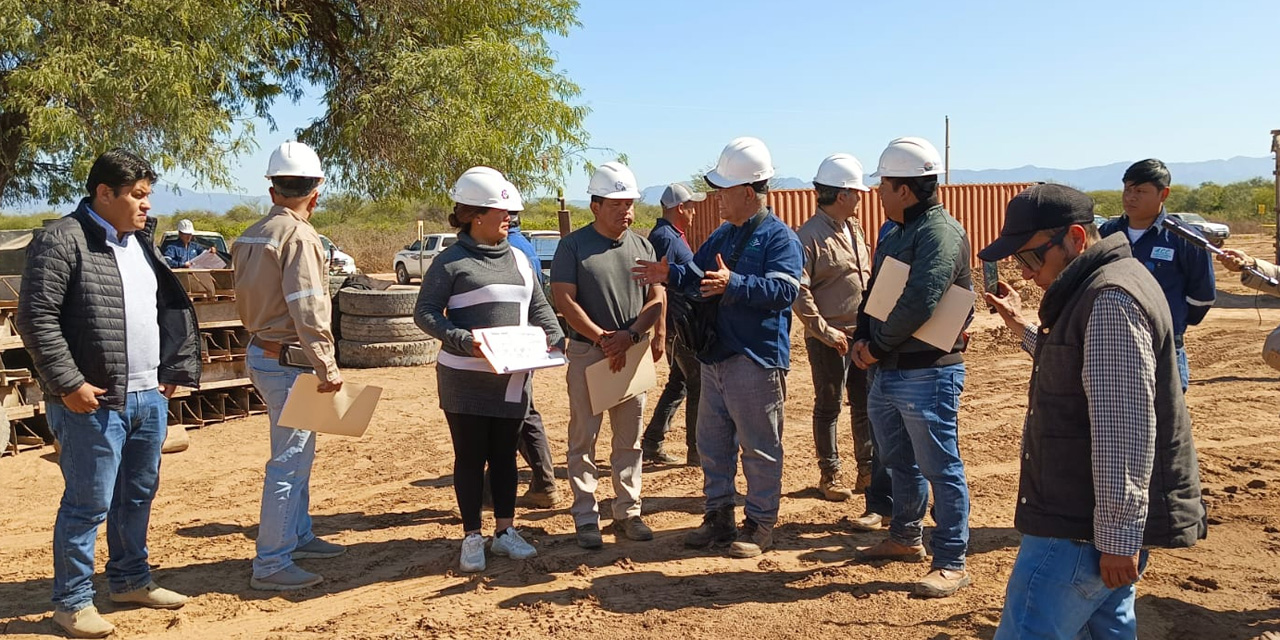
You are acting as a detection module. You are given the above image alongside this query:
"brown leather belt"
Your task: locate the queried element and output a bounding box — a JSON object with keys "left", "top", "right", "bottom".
{"left": 251, "top": 336, "right": 283, "bottom": 358}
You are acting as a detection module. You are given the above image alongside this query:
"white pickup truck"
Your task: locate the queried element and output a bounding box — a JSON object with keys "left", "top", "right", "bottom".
{"left": 393, "top": 233, "right": 457, "bottom": 284}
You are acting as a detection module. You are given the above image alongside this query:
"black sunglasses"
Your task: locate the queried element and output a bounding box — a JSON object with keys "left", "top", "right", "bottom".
{"left": 1013, "top": 227, "right": 1069, "bottom": 271}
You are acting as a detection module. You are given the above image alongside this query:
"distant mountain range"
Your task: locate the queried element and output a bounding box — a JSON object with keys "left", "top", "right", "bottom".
{"left": 1, "top": 184, "right": 269, "bottom": 216}
{"left": 637, "top": 155, "right": 1276, "bottom": 205}
{"left": 4, "top": 156, "right": 1272, "bottom": 214}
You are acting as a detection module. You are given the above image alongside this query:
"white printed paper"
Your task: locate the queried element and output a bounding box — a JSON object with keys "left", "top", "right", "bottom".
{"left": 474, "top": 326, "right": 566, "bottom": 374}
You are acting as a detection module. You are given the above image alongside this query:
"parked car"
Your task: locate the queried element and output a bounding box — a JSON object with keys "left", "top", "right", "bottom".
{"left": 393, "top": 233, "right": 457, "bottom": 284}
{"left": 1169, "top": 212, "right": 1230, "bottom": 247}
{"left": 319, "top": 234, "right": 359, "bottom": 275}
{"left": 523, "top": 230, "right": 560, "bottom": 283}
{"left": 1093, "top": 215, "right": 1108, "bottom": 228}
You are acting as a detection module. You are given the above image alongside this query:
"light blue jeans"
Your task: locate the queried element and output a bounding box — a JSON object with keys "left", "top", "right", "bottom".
{"left": 995, "top": 534, "right": 1149, "bottom": 639}
{"left": 47, "top": 389, "right": 168, "bottom": 613}
{"left": 248, "top": 345, "right": 317, "bottom": 579}
{"left": 867, "top": 363, "right": 970, "bottom": 571}
{"left": 697, "top": 355, "right": 786, "bottom": 527}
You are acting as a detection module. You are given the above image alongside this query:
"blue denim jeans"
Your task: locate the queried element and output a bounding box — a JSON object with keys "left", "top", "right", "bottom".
{"left": 1175, "top": 345, "right": 1189, "bottom": 392}
{"left": 995, "top": 535, "right": 1149, "bottom": 640}
{"left": 47, "top": 388, "right": 168, "bottom": 613}
{"left": 867, "top": 363, "right": 970, "bottom": 571}
{"left": 248, "top": 345, "right": 317, "bottom": 579}
{"left": 698, "top": 355, "right": 785, "bottom": 527}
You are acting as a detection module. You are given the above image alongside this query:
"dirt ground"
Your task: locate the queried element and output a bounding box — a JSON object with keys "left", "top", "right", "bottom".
{"left": 3, "top": 235, "right": 1280, "bottom": 640}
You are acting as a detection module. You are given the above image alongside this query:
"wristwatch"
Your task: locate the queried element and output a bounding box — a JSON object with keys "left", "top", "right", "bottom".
{"left": 626, "top": 328, "right": 642, "bottom": 344}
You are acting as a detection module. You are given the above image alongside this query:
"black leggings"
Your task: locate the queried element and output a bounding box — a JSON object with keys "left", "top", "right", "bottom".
{"left": 444, "top": 412, "right": 522, "bottom": 532}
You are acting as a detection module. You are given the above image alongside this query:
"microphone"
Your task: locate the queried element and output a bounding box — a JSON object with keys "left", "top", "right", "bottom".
{"left": 1160, "top": 217, "right": 1279, "bottom": 288}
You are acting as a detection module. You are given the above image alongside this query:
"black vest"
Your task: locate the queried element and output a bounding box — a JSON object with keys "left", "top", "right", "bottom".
{"left": 1015, "top": 233, "right": 1207, "bottom": 548}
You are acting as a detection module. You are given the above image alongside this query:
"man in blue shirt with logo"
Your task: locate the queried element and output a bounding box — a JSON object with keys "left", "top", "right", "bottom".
{"left": 634, "top": 137, "right": 803, "bottom": 559}
{"left": 1099, "top": 159, "right": 1215, "bottom": 390}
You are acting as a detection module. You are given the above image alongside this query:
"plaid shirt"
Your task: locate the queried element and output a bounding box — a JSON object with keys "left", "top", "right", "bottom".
{"left": 1021, "top": 288, "right": 1157, "bottom": 556}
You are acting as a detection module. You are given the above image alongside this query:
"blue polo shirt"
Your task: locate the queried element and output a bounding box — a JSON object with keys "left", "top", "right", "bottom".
{"left": 647, "top": 217, "right": 695, "bottom": 266}
{"left": 1099, "top": 210, "right": 1215, "bottom": 339}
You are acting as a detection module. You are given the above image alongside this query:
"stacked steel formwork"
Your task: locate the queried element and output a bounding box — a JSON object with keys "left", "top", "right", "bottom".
{"left": 685, "top": 183, "right": 1035, "bottom": 266}
{"left": 2, "top": 268, "right": 266, "bottom": 457}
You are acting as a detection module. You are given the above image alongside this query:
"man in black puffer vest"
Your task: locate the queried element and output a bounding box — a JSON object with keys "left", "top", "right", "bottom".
{"left": 980, "top": 184, "right": 1206, "bottom": 639}
{"left": 17, "top": 150, "right": 202, "bottom": 638}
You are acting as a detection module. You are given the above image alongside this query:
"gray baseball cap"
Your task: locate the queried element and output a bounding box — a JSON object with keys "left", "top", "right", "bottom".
{"left": 659, "top": 183, "right": 707, "bottom": 209}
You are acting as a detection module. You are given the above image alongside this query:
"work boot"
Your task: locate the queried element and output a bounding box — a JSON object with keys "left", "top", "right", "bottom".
{"left": 613, "top": 516, "right": 654, "bottom": 541}
{"left": 819, "top": 471, "right": 854, "bottom": 502}
{"left": 643, "top": 443, "right": 681, "bottom": 465}
{"left": 854, "top": 468, "right": 873, "bottom": 491}
{"left": 576, "top": 523, "right": 603, "bottom": 549}
{"left": 728, "top": 519, "right": 773, "bottom": 558}
{"left": 916, "top": 568, "right": 972, "bottom": 598}
{"left": 517, "top": 485, "right": 563, "bottom": 509}
{"left": 109, "top": 581, "right": 188, "bottom": 609}
{"left": 683, "top": 505, "right": 736, "bottom": 549}
{"left": 849, "top": 511, "right": 885, "bottom": 532}
{"left": 51, "top": 605, "right": 115, "bottom": 638}
{"left": 855, "top": 538, "right": 927, "bottom": 563}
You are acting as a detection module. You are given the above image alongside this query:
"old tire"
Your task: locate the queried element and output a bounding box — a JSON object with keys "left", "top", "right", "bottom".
{"left": 340, "top": 314, "right": 430, "bottom": 342}
{"left": 339, "top": 286, "right": 418, "bottom": 317}
{"left": 338, "top": 338, "right": 440, "bottom": 368}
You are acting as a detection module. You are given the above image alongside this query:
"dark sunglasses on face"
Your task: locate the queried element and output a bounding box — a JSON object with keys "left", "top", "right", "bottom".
{"left": 1013, "top": 227, "right": 1069, "bottom": 271}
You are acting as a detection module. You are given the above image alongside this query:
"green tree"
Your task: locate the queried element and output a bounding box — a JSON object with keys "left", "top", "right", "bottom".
{"left": 0, "top": 0, "right": 589, "bottom": 206}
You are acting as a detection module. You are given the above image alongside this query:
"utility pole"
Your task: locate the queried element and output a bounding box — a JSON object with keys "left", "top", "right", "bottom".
{"left": 944, "top": 116, "right": 951, "bottom": 185}
{"left": 1272, "top": 129, "right": 1279, "bottom": 262}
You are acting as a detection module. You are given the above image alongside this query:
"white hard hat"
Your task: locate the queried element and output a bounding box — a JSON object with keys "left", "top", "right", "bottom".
{"left": 706, "top": 137, "right": 775, "bottom": 188}
{"left": 503, "top": 179, "right": 525, "bottom": 212}
{"left": 813, "top": 153, "right": 870, "bottom": 192}
{"left": 1265, "top": 326, "right": 1280, "bottom": 372}
{"left": 265, "top": 141, "right": 324, "bottom": 179}
{"left": 872, "top": 137, "right": 944, "bottom": 179}
{"left": 450, "top": 166, "right": 520, "bottom": 211}
{"left": 177, "top": 219, "right": 195, "bottom": 234}
{"left": 587, "top": 161, "right": 641, "bottom": 199}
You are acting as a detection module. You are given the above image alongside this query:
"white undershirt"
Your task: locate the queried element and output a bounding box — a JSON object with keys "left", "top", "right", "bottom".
{"left": 1125, "top": 226, "right": 1147, "bottom": 244}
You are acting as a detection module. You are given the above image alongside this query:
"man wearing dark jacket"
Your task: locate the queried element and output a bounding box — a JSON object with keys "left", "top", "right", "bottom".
{"left": 851, "top": 137, "right": 974, "bottom": 598}
{"left": 17, "top": 150, "right": 201, "bottom": 638}
{"left": 982, "top": 184, "right": 1206, "bottom": 638}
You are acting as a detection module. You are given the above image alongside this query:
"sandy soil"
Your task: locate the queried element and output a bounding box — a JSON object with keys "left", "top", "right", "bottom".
{"left": 3, "top": 236, "right": 1280, "bottom": 639}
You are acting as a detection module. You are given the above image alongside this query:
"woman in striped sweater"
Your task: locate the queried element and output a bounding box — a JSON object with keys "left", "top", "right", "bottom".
{"left": 415, "top": 167, "right": 566, "bottom": 573}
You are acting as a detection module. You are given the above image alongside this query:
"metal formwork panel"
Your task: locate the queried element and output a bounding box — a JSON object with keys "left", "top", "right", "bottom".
{"left": 686, "top": 183, "right": 1034, "bottom": 267}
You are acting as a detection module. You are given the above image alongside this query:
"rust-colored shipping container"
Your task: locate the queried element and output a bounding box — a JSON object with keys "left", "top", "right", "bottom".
{"left": 685, "top": 183, "right": 1034, "bottom": 266}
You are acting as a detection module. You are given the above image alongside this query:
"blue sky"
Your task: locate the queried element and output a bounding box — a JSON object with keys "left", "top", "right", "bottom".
{"left": 215, "top": 0, "right": 1280, "bottom": 199}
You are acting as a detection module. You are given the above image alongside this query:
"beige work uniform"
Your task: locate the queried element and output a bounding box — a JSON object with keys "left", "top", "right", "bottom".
{"left": 231, "top": 205, "right": 339, "bottom": 382}
{"left": 793, "top": 208, "right": 872, "bottom": 347}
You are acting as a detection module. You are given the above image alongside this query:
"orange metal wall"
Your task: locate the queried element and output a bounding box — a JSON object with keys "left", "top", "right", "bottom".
{"left": 686, "top": 183, "right": 1034, "bottom": 266}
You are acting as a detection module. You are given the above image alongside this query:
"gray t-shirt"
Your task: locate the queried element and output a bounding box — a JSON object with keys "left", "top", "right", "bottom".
{"left": 550, "top": 224, "right": 656, "bottom": 333}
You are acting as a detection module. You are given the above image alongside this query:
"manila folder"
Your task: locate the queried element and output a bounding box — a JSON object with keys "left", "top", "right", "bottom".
{"left": 279, "top": 373, "right": 383, "bottom": 437}
{"left": 863, "top": 256, "right": 977, "bottom": 352}
{"left": 585, "top": 335, "right": 657, "bottom": 416}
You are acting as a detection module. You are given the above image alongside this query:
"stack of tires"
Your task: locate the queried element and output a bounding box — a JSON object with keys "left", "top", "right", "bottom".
{"left": 337, "top": 286, "right": 441, "bottom": 368}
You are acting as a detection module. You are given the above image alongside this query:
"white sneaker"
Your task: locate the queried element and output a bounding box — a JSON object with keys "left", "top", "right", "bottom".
{"left": 459, "top": 533, "right": 486, "bottom": 572}
{"left": 490, "top": 527, "right": 538, "bottom": 560}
